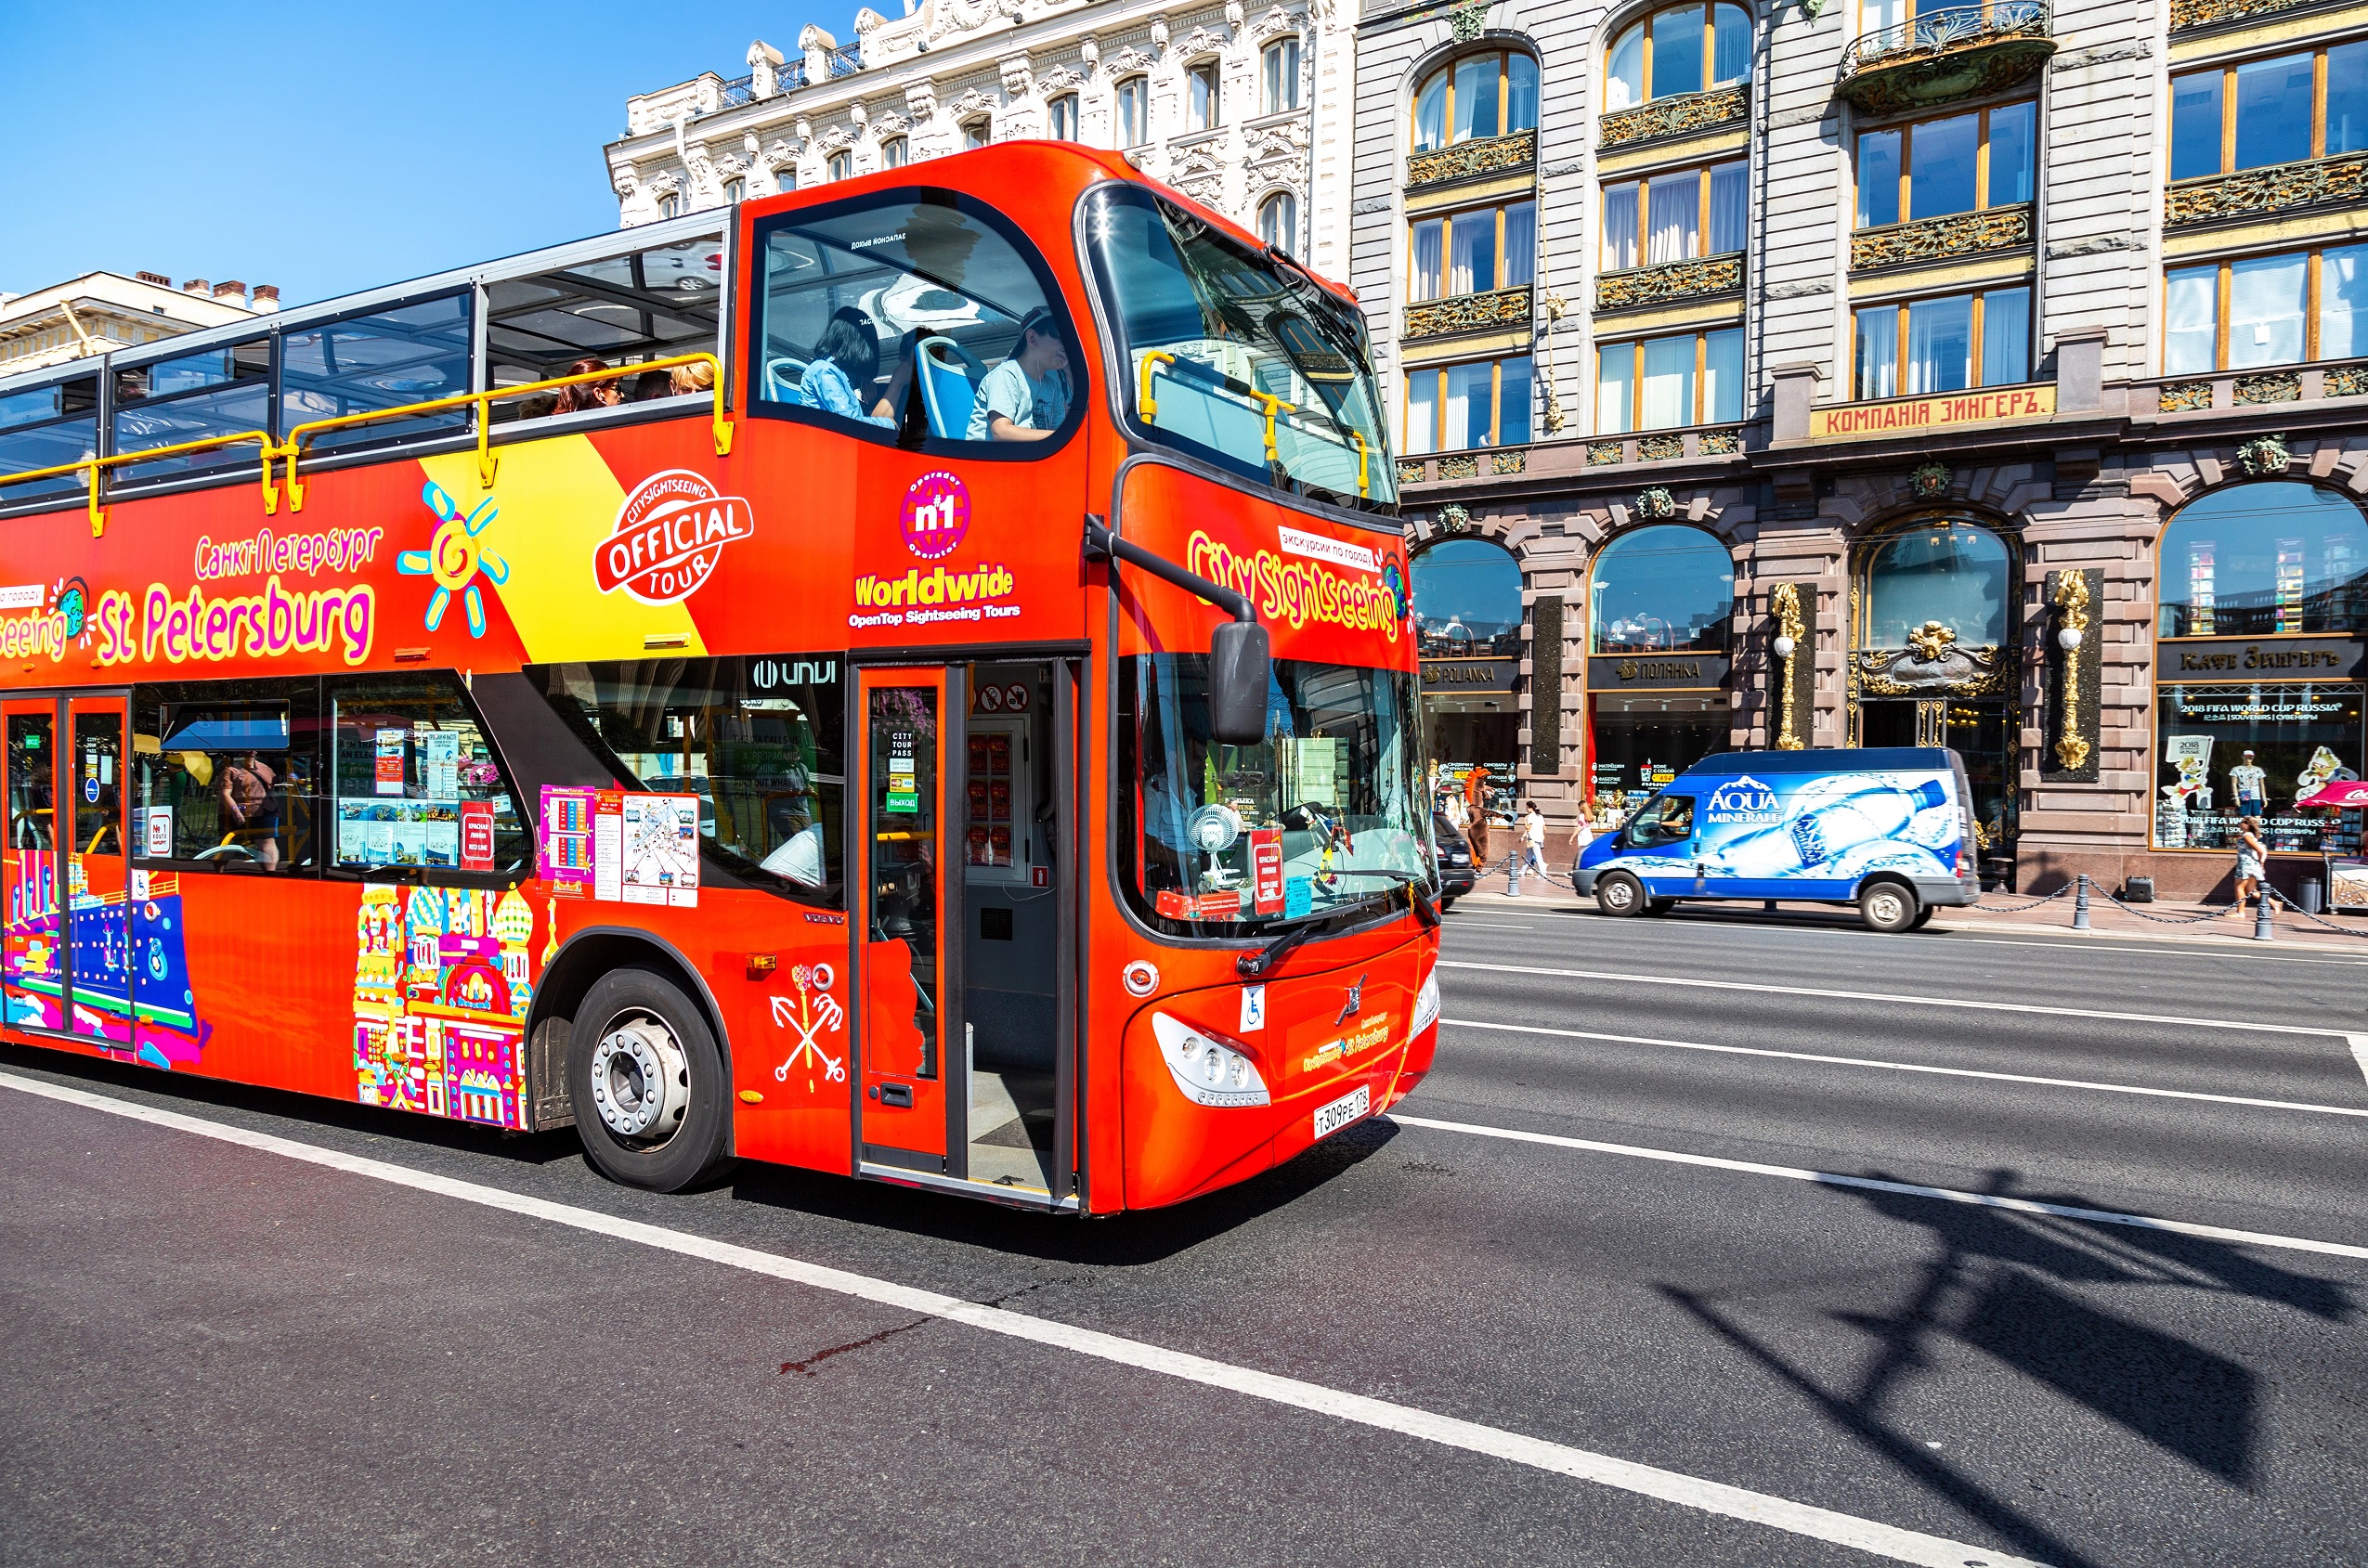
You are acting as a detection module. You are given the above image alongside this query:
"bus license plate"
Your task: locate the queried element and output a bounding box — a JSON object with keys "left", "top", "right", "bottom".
{"left": 1312, "top": 1085, "right": 1370, "bottom": 1140}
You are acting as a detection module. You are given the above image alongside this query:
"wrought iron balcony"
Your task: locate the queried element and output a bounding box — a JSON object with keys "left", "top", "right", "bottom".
{"left": 1839, "top": 2, "right": 2054, "bottom": 118}
{"left": 1404, "top": 286, "right": 1533, "bottom": 343}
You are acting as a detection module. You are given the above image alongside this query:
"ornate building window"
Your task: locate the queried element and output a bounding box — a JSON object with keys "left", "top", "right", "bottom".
{"left": 1411, "top": 201, "right": 1535, "bottom": 301}
{"left": 1853, "top": 286, "right": 2030, "bottom": 397}
{"left": 1602, "top": 162, "right": 1744, "bottom": 270}
{"left": 962, "top": 117, "right": 991, "bottom": 151}
{"left": 775, "top": 164, "right": 799, "bottom": 192}
{"left": 1596, "top": 329, "right": 1744, "bottom": 432}
{"left": 1115, "top": 76, "right": 1150, "bottom": 146}
{"left": 1263, "top": 38, "right": 1302, "bottom": 113}
{"left": 2171, "top": 41, "right": 2368, "bottom": 179}
{"left": 1865, "top": 522, "right": 2010, "bottom": 648}
{"left": 658, "top": 193, "right": 683, "bottom": 219}
{"left": 1856, "top": 102, "right": 2035, "bottom": 228}
{"left": 1189, "top": 61, "right": 1222, "bottom": 131}
{"left": 1258, "top": 191, "right": 1299, "bottom": 247}
{"left": 723, "top": 177, "right": 746, "bottom": 203}
{"left": 827, "top": 150, "right": 853, "bottom": 182}
{"left": 1585, "top": 524, "right": 1735, "bottom": 807}
{"left": 1047, "top": 94, "right": 1080, "bottom": 141}
{"left": 1590, "top": 525, "right": 1734, "bottom": 653}
{"left": 1604, "top": 3, "right": 1750, "bottom": 111}
{"left": 1412, "top": 50, "right": 1541, "bottom": 151}
{"left": 881, "top": 136, "right": 908, "bottom": 169}
{"left": 2153, "top": 483, "right": 2368, "bottom": 855}
{"left": 2164, "top": 244, "right": 2368, "bottom": 372}
{"left": 1405, "top": 356, "right": 1534, "bottom": 452}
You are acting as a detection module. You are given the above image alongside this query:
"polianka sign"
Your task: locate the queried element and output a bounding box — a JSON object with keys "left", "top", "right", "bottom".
{"left": 1421, "top": 656, "right": 1518, "bottom": 693}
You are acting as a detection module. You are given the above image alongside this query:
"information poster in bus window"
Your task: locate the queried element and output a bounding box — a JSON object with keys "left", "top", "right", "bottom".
{"left": 539, "top": 785, "right": 598, "bottom": 898}
{"left": 374, "top": 729, "right": 407, "bottom": 795}
{"left": 143, "top": 807, "right": 174, "bottom": 860}
{"left": 1249, "top": 828, "right": 1283, "bottom": 911}
{"left": 619, "top": 793, "right": 700, "bottom": 907}
{"left": 460, "top": 799, "right": 497, "bottom": 873}
{"left": 886, "top": 730, "right": 918, "bottom": 813}
{"left": 422, "top": 730, "right": 460, "bottom": 801}
{"left": 593, "top": 790, "right": 624, "bottom": 902}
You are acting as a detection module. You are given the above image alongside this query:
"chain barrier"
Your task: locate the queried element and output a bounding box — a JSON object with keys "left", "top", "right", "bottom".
{"left": 1958, "top": 882, "right": 2075, "bottom": 914}
{"left": 2261, "top": 885, "right": 2368, "bottom": 939}
{"left": 2097, "top": 889, "right": 2244, "bottom": 926}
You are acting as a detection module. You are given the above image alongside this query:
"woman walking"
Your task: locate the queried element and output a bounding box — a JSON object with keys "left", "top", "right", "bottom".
{"left": 2226, "top": 815, "right": 2268, "bottom": 916}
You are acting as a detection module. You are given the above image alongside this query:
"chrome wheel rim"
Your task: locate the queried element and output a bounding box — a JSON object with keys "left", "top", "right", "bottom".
{"left": 589, "top": 1011, "right": 691, "bottom": 1146}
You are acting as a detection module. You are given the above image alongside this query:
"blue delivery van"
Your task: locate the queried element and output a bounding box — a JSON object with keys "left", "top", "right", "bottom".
{"left": 1570, "top": 747, "right": 1980, "bottom": 932}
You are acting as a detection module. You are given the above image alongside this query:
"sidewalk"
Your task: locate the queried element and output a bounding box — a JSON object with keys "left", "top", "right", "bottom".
{"left": 1446, "top": 875, "right": 2368, "bottom": 952}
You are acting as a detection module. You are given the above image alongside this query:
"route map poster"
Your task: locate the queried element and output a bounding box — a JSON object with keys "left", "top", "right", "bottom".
{"left": 540, "top": 786, "right": 699, "bottom": 905}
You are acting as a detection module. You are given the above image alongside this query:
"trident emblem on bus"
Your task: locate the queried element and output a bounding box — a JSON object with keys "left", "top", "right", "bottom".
{"left": 771, "top": 963, "right": 847, "bottom": 1088}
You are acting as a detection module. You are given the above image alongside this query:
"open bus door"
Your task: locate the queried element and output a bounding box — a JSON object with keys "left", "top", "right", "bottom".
{"left": 852, "top": 660, "right": 1079, "bottom": 1202}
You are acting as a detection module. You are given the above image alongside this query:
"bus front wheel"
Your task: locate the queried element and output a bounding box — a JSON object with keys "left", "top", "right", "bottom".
{"left": 1596, "top": 872, "right": 1646, "bottom": 916}
{"left": 570, "top": 966, "right": 730, "bottom": 1192}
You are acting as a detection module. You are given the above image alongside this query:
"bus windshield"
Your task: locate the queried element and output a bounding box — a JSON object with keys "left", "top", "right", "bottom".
{"left": 1085, "top": 185, "right": 1397, "bottom": 512}
{"left": 1122, "top": 652, "right": 1432, "bottom": 932}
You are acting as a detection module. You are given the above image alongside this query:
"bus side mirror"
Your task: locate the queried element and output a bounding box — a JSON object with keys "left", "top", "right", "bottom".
{"left": 1209, "top": 620, "right": 1270, "bottom": 745}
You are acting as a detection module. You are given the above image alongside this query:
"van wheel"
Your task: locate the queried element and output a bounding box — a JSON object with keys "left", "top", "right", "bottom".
{"left": 570, "top": 966, "right": 730, "bottom": 1192}
{"left": 1438, "top": 895, "right": 1458, "bottom": 912}
{"left": 1646, "top": 897, "right": 1677, "bottom": 915}
{"left": 1910, "top": 905, "right": 1936, "bottom": 930}
{"left": 1596, "top": 872, "right": 1646, "bottom": 916}
{"left": 1859, "top": 882, "right": 1919, "bottom": 934}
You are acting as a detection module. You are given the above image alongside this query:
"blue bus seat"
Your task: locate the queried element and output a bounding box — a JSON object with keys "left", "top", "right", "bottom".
{"left": 765, "top": 356, "right": 809, "bottom": 403}
{"left": 917, "top": 336, "right": 986, "bottom": 438}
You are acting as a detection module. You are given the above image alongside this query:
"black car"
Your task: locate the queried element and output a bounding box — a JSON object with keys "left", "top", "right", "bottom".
{"left": 1432, "top": 810, "right": 1477, "bottom": 908}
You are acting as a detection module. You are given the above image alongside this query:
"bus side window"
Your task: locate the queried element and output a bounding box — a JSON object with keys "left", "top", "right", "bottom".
{"left": 134, "top": 681, "right": 320, "bottom": 873}
{"left": 325, "top": 675, "right": 528, "bottom": 877}
{"left": 752, "top": 196, "right": 1077, "bottom": 450}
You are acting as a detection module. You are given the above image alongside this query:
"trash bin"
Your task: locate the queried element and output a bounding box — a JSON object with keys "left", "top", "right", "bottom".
{"left": 2123, "top": 876, "right": 2154, "bottom": 902}
{"left": 2301, "top": 877, "right": 2324, "bottom": 914}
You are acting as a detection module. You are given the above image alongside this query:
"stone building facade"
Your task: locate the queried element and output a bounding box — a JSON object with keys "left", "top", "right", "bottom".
{"left": 1361, "top": 0, "right": 2368, "bottom": 897}
{"left": 603, "top": 0, "right": 1359, "bottom": 276}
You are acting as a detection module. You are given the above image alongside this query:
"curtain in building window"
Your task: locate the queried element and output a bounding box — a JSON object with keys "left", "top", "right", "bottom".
{"left": 1603, "top": 185, "right": 1640, "bottom": 271}
{"left": 1411, "top": 220, "right": 1444, "bottom": 303}
{"left": 1454, "top": 55, "right": 1501, "bottom": 141}
{"left": 1501, "top": 202, "right": 1536, "bottom": 288}
{"left": 1981, "top": 288, "right": 2031, "bottom": 385}
{"left": 1497, "top": 356, "right": 1534, "bottom": 446}
{"left": 1606, "top": 28, "right": 1645, "bottom": 111}
{"left": 1703, "top": 329, "right": 1744, "bottom": 422}
{"left": 1708, "top": 163, "right": 1747, "bottom": 253}
{"left": 1508, "top": 54, "right": 1539, "bottom": 131}
{"left": 1651, "top": 6, "right": 1706, "bottom": 97}
{"left": 1905, "top": 294, "right": 1973, "bottom": 394}
{"left": 1855, "top": 305, "right": 1899, "bottom": 399}
{"left": 1413, "top": 73, "right": 1447, "bottom": 151}
{"left": 2164, "top": 266, "right": 2218, "bottom": 374}
{"left": 2321, "top": 243, "right": 2368, "bottom": 360}
{"left": 1598, "top": 346, "right": 1635, "bottom": 434}
{"left": 1641, "top": 336, "right": 1696, "bottom": 428}
{"left": 1711, "top": 4, "right": 1751, "bottom": 85}
{"left": 1860, "top": 0, "right": 1906, "bottom": 38}
{"left": 1646, "top": 172, "right": 1699, "bottom": 264}
{"left": 1450, "top": 211, "right": 1498, "bottom": 295}
{"left": 1446, "top": 360, "right": 1495, "bottom": 447}
{"left": 2229, "top": 252, "right": 2307, "bottom": 368}
{"left": 1405, "top": 371, "right": 1438, "bottom": 455}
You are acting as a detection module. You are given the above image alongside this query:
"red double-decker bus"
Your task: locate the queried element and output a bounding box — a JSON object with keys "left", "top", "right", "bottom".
{"left": 0, "top": 144, "right": 1439, "bottom": 1212}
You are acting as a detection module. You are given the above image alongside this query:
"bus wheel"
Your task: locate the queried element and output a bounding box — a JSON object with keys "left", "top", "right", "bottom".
{"left": 1595, "top": 872, "right": 1646, "bottom": 916}
{"left": 1858, "top": 882, "right": 1919, "bottom": 934}
{"left": 570, "top": 967, "right": 729, "bottom": 1192}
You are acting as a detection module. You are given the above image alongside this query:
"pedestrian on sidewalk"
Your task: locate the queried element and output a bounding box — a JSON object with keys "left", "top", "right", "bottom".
{"left": 1465, "top": 776, "right": 1491, "bottom": 877}
{"left": 1509, "top": 800, "right": 1547, "bottom": 894}
{"left": 2225, "top": 815, "right": 2267, "bottom": 916}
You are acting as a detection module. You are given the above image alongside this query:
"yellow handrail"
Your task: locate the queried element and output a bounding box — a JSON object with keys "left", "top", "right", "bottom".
{"left": 1350, "top": 431, "right": 1370, "bottom": 499}
{"left": 283, "top": 352, "right": 732, "bottom": 511}
{"left": 0, "top": 430, "right": 281, "bottom": 538}
{"left": 1249, "top": 390, "right": 1297, "bottom": 466}
{"left": 1137, "top": 351, "right": 1176, "bottom": 421}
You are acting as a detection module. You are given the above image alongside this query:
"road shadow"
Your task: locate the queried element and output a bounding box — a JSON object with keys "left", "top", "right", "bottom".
{"left": 1661, "top": 1167, "right": 2358, "bottom": 1568}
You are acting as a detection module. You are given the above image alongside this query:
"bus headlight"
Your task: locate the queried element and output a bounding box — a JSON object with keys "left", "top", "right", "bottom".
{"left": 1151, "top": 1013, "right": 1271, "bottom": 1108}
{"left": 1412, "top": 970, "right": 1440, "bottom": 1034}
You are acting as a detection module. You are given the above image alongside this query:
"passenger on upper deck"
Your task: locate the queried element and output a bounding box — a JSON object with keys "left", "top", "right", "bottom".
{"left": 801, "top": 309, "right": 894, "bottom": 429}
{"left": 967, "top": 307, "right": 1070, "bottom": 442}
{"left": 552, "top": 357, "right": 624, "bottom": 413}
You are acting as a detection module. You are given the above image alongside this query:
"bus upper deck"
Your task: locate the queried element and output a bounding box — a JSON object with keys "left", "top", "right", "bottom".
{"left": 0, "top": 143, "right": 1439, "bottom": 1216}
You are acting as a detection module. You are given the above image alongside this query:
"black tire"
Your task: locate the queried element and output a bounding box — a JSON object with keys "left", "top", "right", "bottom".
{"left": 1646, "top": 897, "right": 1677, "bottom": 915}
{"left": 1438, "top": 895, "right": 1458, "bottom": 912}
{"left": 1909, "top": 904, "right": 1937, "bottom": 930}
{"left": 1596, "top": 871, "right": 1646, "bottom": 916}
{"left": 569, "top": 966, "right": 731, "bottom": 1192}
{"left": 1859, "top": 881, "right": 1919, "bottom": 934}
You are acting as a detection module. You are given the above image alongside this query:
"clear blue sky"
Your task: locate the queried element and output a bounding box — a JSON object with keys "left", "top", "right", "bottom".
{"left": 0, "top": 4, "right": 788, "bottom": 307}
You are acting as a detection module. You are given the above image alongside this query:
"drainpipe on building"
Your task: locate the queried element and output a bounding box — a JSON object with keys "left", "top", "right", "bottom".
{"left": 57, "top": 298, "right": 96, "bottom": 358}
{"left": 1300, "top": 8, "right": 1319, "bottom": 267}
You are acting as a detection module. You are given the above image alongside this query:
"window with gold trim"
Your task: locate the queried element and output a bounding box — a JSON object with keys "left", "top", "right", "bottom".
{"left": 1412, "top": 49, "right": 1541, "bottom": 152}
{"left": 1596, "top": 329, "right": 1743, "bottom": 432}
{"left": 1605, "top": 3, "right": 1750, "bottom": 110}
{"left": 2170, "top": 41, "right": 2368, "bottom": 180}
{"left": 1405, "top": 356, "right": 1534, "bottom": 453}
{"left": 2164, "top": 243, "right": 2368, "bottom": 373}
{"left": 1411, "top": 201, "right": 1537, "bottom": 301}
{"left": 1855, "top": 102, "right": 2035, "bottom": 229}
{"left": 1602, "top": 161, "right": 1745, "bottom": 270}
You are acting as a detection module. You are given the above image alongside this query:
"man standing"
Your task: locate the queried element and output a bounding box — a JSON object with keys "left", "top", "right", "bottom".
{"left": 1464, "top": 769, "right": 1490, "bottom": 875}
{"left": 2231, "top": 749, "right": 2267, "bottom": 822}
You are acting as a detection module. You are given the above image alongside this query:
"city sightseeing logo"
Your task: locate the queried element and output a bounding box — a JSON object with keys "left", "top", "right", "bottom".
{"left": 900, "top": 471, "right": 969, "bottom": 560}
{"left": 595, "top": 469, "right": 755, "bottom": 605}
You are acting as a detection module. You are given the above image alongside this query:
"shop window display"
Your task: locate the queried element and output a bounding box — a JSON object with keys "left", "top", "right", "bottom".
{"left": 2153, "top": 683, "right": 2364, "bottom": 853}
{"left": 2157, "top": 483, "right": 2368, "bottom": 637}
{"left": 1589, "top": 692, "right": 1730, "bottom": 810}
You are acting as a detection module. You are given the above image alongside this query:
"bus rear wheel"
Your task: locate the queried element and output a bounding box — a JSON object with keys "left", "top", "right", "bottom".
{"left": 1858, "top": 881, "right": 1919, "bottom": 934}
{"left": 570, "top": 966, "right": 730, "bottom": 1192}
{"left": 1596, "top": 872, "right": 1646, "bottom": 917}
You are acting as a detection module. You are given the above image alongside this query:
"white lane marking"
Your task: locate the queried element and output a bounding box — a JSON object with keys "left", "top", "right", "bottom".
{"left": 0, "top": 1072, "right": 2041, "bottom": 1568}
{"left": 1439, "top": 920, "right": 1535, "bottom": 929}
{"left": 1442, "top": 1017, "right": 2368, "bottom": 1119}
{"left": 1467, "top": 923, "right": 2368, "bottom": 967}
{"left": 1438, "top": 959, "right": 2349, "bottom": 1039}
{"left": 2351, "top": 1035, "right": 2368, "bottom": 1088}
{"left": 1393, "top": 1112, "right": 2368, "bottom": 1262}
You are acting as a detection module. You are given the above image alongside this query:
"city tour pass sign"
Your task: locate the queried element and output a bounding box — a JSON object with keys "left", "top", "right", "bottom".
{"left": 1808, "top": 383, "right": 2055, "bottom": 440}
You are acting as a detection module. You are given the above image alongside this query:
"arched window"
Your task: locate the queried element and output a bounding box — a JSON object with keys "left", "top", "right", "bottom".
{"left": 1413, "top": 539, "right": 1525, "bottom": 656}
{"left": 2158, "top": 482, "right": 2368, "bottom": 637}
{"left": 1115, "top": 77, "right": 1150, "bottom": 146}
{"left": 1605, "top": 3, "right": 1751, "bottom": 112}
{"left": 1412, "top": 50, "right": 1540, "bottom": 153}
{"left": 1189, "top": 61, "right": 1222, "bottom": 130}
{"left": 723, "top": 177, "right": 746, "bottom": 203}
{"left": 1258, "top": 191, "right": 1298, "bottom": 247}
{"left": 961, "top": 117, "right": 991, "bottom": 150}
{"left": 1863, "top": 521, "right": 2010, "bottom": 648}
{"left": 1589, "top": 525, "right": 1734, "bottom": 654}
{"left": 1263, "top": 38, "right": 1302, "bottom": 112}
{"left": 774, "top": 164, "right": 799, "bottom": 192}
{"left": 657, "top": 192, "right": 682, "bottom": 219}
{"left": 826, "top": 150, "right": 852, "bottom": 182}
{"left": 1047, "top": 94, "right": 1079, "bottom": 140}
{"left": 880, "top": 137, "right": 908, "bottom": 169}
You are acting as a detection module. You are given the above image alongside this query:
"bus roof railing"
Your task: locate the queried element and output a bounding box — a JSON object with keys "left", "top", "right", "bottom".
{"left": 0, "top": 352, "right": 730, "bottom": 535}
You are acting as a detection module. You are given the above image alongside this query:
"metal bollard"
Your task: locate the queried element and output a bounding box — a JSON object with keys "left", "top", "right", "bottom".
{"left": 2255, "top": 889, "right": 2277, "bottom": 942}
{"left": 2073, "top": 873, "right": 2091, "bottom": 931}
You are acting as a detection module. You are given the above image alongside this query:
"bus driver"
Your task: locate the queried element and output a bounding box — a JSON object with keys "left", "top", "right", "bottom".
{"left": 968, "top": 306, "right": 1070, "bottom": 441}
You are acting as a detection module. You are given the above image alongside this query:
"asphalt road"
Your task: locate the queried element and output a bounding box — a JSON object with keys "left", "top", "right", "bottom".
{"left": 2, "top": 906, "right": 2362, "bottom": 1568}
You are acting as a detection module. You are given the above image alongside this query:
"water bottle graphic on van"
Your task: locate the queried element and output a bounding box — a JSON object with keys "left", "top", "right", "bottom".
{"left": 1702, "top": 775, "right": 1951, "bottom": 879}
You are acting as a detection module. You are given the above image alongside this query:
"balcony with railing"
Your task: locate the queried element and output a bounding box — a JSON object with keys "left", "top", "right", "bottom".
{"left": 1839, "top": 2, "right": 2054, "bottom": 117}
{"left": 1403, "top": 286, "right": 1534, "bottom": 343}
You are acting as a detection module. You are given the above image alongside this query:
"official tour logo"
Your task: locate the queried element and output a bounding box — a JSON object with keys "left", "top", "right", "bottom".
{"left": 900, "top": 471, "right": 969, "bottom": 560}
{"left": 595, "top": 469, "right": 755, "bottom": 604}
